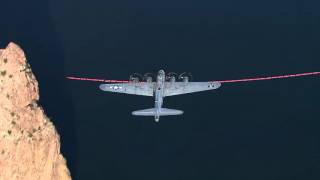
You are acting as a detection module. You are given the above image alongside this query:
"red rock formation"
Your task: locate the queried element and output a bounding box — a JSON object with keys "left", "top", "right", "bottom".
{"left": 0, "top": 43, "right": 71, "bottom": 180}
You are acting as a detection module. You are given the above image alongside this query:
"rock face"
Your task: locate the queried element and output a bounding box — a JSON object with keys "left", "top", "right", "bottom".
{"left": 0, "top": 43, "right": 71, "bottom": 180}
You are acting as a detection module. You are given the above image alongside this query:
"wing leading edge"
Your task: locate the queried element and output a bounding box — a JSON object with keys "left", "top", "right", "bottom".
{"left": 99, "top": 82, "right": 154, "bottom": 96}
{"left": 164, "top": 82, "right": 221, "bottom": 96}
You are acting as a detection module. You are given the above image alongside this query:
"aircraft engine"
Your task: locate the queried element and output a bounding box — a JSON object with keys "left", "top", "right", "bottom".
{"left": 178, "top": 72, "right": 193, "bottom": 82}
{"left": 166, "top": 72, "right": 178, "bottom": 82}
{"left": 143, "top": 73, "right": 154, "bottom": 83}
{"left": 129, "top": 73, "right": 143, "bottom": 82}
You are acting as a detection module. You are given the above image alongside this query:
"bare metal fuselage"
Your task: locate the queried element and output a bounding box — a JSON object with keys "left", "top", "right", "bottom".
{"left": 154, "top": 70, "right": 165, "bottom": 121}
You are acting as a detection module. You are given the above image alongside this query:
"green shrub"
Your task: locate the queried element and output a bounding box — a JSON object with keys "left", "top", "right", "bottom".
{"left": 0, "top": 70, "right": 6, "bottom": 76}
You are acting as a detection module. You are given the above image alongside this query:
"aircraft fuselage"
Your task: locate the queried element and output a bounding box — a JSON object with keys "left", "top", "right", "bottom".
{"left": 154, "top": 70, "right": 165, "bottom": 121}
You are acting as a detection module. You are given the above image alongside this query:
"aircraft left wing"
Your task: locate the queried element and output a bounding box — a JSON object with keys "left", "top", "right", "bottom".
{"left": 99, "top": 82, "right": 155, "bottom": 96}
{"left": 164, "top": 82, "right": 221, "bottom": 97}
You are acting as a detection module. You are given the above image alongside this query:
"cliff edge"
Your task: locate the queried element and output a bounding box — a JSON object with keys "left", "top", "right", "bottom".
{"left": 0, "top": 43, "right": 71, "bottom": 180}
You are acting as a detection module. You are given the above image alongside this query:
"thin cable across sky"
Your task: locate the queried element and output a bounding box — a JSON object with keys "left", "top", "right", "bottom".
{"left": 66, "top": 71, "right": 320, "bottom": 84}
{"left": 214, "top": 72, "right": 320, "bottom": 83}
{"left": 66, "top": 76, "right": 129, "bottom": 83}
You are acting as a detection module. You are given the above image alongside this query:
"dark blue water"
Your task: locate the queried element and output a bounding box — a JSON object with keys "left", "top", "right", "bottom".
{"left": 1, "top": 1, "right": 320, "bottom": 179}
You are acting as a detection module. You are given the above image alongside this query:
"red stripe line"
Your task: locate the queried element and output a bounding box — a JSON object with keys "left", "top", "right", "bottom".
{"left": 214, "top": 72, "right": 320, "bottom": 83}
{"left": 66, "top": 71, "right": 320, "bottom": 84}
{"left": 66, "top": 76, "right": 129, "bottom": 83}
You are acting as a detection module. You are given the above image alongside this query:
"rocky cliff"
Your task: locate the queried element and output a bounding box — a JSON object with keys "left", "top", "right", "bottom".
{"left": 0, "top": 43, "right": 71, "bottom": 180}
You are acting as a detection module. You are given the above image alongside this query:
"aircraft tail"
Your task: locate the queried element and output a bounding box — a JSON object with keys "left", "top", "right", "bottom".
{"left": 132, "top": 108, "right": 183, "bottom": 116}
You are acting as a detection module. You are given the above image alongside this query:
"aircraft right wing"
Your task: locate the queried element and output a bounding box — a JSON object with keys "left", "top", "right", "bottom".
{"left": 99, "top": 82, "right": 155, "bottom": 96}
{"left": 164, "top": 82, "right": 221, "bottom": 97}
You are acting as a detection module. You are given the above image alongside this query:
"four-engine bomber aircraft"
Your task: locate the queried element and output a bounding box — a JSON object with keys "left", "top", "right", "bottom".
{"left": 99, "top": 70, "right": 221, "bottom": 122}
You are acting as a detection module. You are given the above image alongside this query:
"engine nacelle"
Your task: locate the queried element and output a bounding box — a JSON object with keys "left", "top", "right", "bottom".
{"left": 146, "top": 77, "right": 152, "bottom": 83}
{"left": 179, "top": 72, "right": 193, "bottom": 82}
{"left": 166, "top": 72, "right": 178, "bottom": 83}
{"left": 182, "top": 76, "right": 189, "bottom": 82}
{"left": 170, "top": 76, "right": 176, "bottom": 82}
{"left": 143, "top": 73, "right": 154, "bottom": 83}
{"left": 129, "top": 73, "right": 143, "bottom": 83}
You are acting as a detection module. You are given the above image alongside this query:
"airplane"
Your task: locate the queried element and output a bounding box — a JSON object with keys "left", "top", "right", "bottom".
{"left": 99, "top": 69, "right": 221, "bottom": 122}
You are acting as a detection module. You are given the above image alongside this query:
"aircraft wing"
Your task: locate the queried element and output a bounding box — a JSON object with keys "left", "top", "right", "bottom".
{"left": 99, "top": 82, "right": 154, "bottom": 96}
{"left": 164, "top": 82, "right": 221, "bottom": 97}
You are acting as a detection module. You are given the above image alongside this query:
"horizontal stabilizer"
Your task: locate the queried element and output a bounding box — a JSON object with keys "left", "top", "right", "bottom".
{"left": 132, "top": 108, "right": 183, "bottom": 116}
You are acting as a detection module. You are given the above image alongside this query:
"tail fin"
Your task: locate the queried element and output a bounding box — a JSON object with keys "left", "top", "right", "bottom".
{"left": 132, "top": 108, "right": 183, "bottom": 116}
